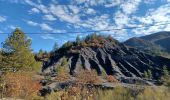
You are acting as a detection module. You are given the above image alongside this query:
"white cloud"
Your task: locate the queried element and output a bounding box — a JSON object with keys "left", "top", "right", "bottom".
{"left": 114, "top": 11, "right": 130, "bottom": 28}
{"left": 29, "top": 8, "right": 40, "bottom": 14}
{"left": 9, "top": 25, "right": 16, "bottom": 30}
{"left": 10, "top": 0, "right": 170, "bottom": 40}
{"left": 68, "top": 5, "right": 80, "bottom": 14}
{"left": 53, "top": 29, "right": 66, "bottom": 33}
{"left": 24, "top": 0, "right": 36, "bottom": 6}
{"left": 71, "top": 0, "right": 110, "bottom": 6}
{"left": 131, "top": 3, "right": 170, "bottom": 35}
{"left": 37, "top": 4, "right": 49, "bottom": 14}
{"left": 86, "top": 8, "right": 96, "bottom": 14}
{"left": 43, "top": 14, "right": 56, "bottom": 21}
{"left": 40, "top": 23, "right": 53, "bottom": 31}
{"left": 41, "top": 34, "right": 56, "bottom": 40}
{"left": 0, "top": 16, "right": 6, "bottom": 22}
{"left": 143, "top": 0, "right": 156, "bottom": 4}
{"left": 120, "top": 0, "right": 141, "bottom": 15}
{"left": 49, "top": 5, "right": 81, "bottom": 23}
{"left": 27, "top": 20, "right": 38, "bottom": 26}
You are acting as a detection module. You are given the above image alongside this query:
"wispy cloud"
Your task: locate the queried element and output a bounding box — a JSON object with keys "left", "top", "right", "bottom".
{"left": 27, "top": 20, "right": 38, "bottom": 26}
{"left": 41, "top": 34, "right": 57, "bottom": 40}
{"left": 49, "top": 5, "right": 81, "bottom": 23}
{"left": 0, "top": 16, "right": 6, "bottom": 22}
{"left": 9, "top": 25, "right": 16, "bottom": 30}
{"left": 132, "top": 3, "right": 170, "bottom": 35}
{"left": 120, "top": 0, "right": 141, "bottom": 15}
{"left": 29, "top": 8, "right": 40, "bottom": 14}
{"left": 2, "top": 0, "right": 170, "bottom": 42}
{"left": 40, "top": 23, "right": 53, "bottom": 31}
{"left": 43, "top": 14, "right": 56, "bottom": 21}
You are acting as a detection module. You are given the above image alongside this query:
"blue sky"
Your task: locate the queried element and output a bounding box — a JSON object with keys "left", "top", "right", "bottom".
{"left": 0, "top": 0, "right": 170, "bottom": 52}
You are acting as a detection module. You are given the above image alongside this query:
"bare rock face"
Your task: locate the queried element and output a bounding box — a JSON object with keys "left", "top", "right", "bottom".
{"left": 42, "top": 37, "right": 170, "bottom": 80}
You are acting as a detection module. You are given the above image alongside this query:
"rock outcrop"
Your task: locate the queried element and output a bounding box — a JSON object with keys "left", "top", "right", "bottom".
{"left": 42, "top": 36, "right": 170, "bottom": 80}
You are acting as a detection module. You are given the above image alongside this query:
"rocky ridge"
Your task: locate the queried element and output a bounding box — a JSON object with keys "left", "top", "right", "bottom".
{"left": 42, "top": 35, "right": 170, "bottom": 80}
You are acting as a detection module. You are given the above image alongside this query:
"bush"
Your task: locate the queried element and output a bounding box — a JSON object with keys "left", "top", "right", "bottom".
{"left": 55, "top": 57, "right": 71, "bottom": 82}
{"left": 106, "top": 75, "right": 119, "bottom": 83}
{"left": 76, "top": 70, "right": 101, "bottom": 84}
{"left": 2, "top": 71, "right": 42, "bottom": 99}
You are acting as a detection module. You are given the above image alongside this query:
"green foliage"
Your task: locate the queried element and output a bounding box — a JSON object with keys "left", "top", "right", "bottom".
{"left": 147, "top": 70, "right": 152, "bottom": 79}
{"left": 144, "top": 70, "right": 152, "bottom": 79}
{"left": 162, "top": 65, "right": 169, "bottom": 76}
{"left": 84, "top": 33, "right": 97, "bottom": 41}
{"left": 62, "top": 41, "right": 73, "bottom": 48}
{"left": 144, "top": 71, "right": 149, "bottom": 78}
{"left": 38, "top": 49, "right": 44, "bottom": 55}
{"left": 52, "top": 42, "right": 59, "bottom": 52}
{"left": 76, "top": 35, "right": 81, "bottom": 43}
{"left": 56, "top": 57, "right": 68, "bottom": 75}
{"left": 0, "top": 28, "right": 40, "bottom": 71}
{"left": 161, "top": 65, "right": 170, "bottom": 86}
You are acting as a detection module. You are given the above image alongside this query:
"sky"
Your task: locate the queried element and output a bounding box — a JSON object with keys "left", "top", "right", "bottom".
{"left": 1, "top": 0, "right": 170, "bottom": 52}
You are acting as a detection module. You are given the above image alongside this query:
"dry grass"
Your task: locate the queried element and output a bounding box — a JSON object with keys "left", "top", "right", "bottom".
{"left": 106, "top": 75, "right": 119, "bottom": 83}
{"left": 1, "top": 71, "right": 42, "bottom": 99}
{"left": 76, "top": 70, "right": 101, "bottom": 84}
{"left": 55, "top": 73, "right": 71, "bottom": 82}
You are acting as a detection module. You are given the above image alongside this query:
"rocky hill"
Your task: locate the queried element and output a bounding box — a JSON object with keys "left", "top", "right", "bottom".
{"left": 124, "top": 37, "right": 162, "bottom": 51}
{"left": 124, "top": 37, "right": 166, "bottom": 56}
{"left": 42, "top": 34, "right": 170, "bottom": 80}
{"left": 140, "top": 31, "right": 170, "bottom": 53}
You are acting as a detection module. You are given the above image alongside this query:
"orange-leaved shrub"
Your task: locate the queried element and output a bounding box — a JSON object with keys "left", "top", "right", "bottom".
{"left": 106, "top": 75, "right": 119, "bottom": 83}
{"left": 3, "top": 71, "right": 42, "bottom": 99}
{"left": 76, "top": 70, "right": 101, "bottom": 84}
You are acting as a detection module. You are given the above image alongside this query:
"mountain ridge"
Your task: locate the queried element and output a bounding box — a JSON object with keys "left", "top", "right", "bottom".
{"left": 42, "top": 34, "right": 170, "bottom": 81}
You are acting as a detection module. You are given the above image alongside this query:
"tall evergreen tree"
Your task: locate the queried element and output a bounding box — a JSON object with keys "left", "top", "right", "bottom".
{"left": 53, "top": 42, "right": 59, "bottom": 52}
{"left": 162, "top": 65, "right": 169, "bottom": 76}
{"left": 38, "top": 49, "right": 44, "bottom": 55}
{"left": 1, "top": 28, "right": 40, "bottom": 71}
{"left": 144, "top": 71, "right": 149, "bottom": 78}
{"left": 76, "top": 35, "right": 81, "bottom": 42}
{"left": 161, "top": 65, "right": 169, "bottom": 81}
{"left": 147, "top": 70, "right": 152, "bottom": 79}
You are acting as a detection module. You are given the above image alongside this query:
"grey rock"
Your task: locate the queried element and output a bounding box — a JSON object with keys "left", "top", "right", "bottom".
{"left": 42, "top": 38, "right": 170, "bottom": 80}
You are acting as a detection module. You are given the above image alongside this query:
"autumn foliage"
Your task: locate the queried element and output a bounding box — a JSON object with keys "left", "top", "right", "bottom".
{"left": 106, "top": 75, "right": 119, "bottom": 83}
{"left": 2, "top": 72, "right": 41, "bottom": 99}
{"left": 76, "top": 70, "right": 101, "bottom": 84}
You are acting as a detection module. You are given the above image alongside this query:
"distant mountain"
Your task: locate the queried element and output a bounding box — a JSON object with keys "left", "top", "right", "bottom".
{"left": 42, "top": 34, "right": 170, "bottom": 80}
{"left": 124, "top": 31, "right": 170, "bottom": 57}
{"left": 124, "top": 37, "right": 162, "bottom": 51}
{"left": 140, "top": 31, "right": 170, "bottom": 53}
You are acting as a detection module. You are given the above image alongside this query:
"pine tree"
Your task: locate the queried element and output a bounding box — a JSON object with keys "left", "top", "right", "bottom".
{"left": 161, "top": 65, "right": 169, "bottom": 81}
{"left": 76, "top": 35, "right": 81, "bottom": 42}
{"left": 144, "top": 71, "right": 149, "bottom": 78}
{"left": 53, "top": 42, "right": 59, "bottom": 52}
{"left": 76, "top": 35, "right": 81, "bottom": 45}
{"left": 1, "top": 28, "right": 40, "bottom": 71}
{"left": 147, "top": 70, "right": 152, "bottom": 79}
{"left": 38, "top": 49, "right": 44, "bottom": 55}
{"left": 162, "top": 65, "right": 169, "bottom": 76}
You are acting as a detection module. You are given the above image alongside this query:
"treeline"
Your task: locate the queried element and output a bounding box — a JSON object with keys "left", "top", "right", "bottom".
{"left": 0, "top": 28, "right": 41, "bottom": 72}
{"left": 61, "top": 33, "right": 119, "bottom": 49}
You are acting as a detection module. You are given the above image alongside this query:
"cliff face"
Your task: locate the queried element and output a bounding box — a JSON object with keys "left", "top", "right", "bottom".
{"left": 42, "top": 36, "right": 170, "bottom": 79}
